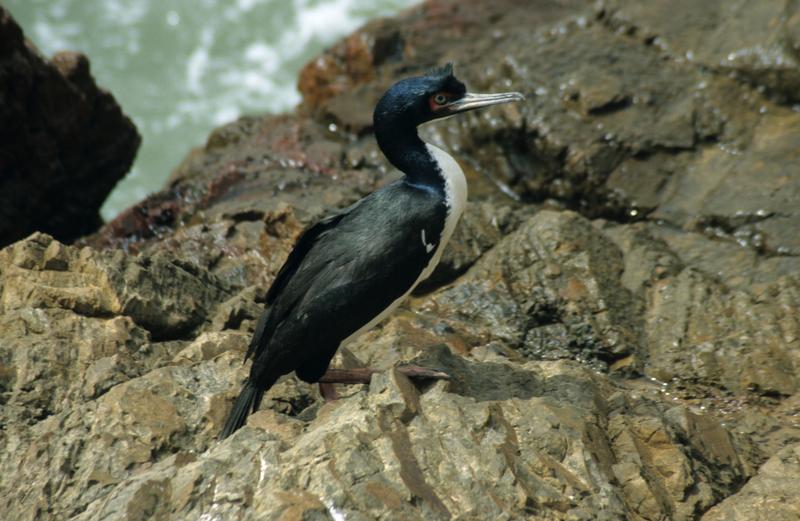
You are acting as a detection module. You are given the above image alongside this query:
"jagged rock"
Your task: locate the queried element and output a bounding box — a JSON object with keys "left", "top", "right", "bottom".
{"left": 0, "top": 355, "right": 242, "bottom": 521}
{"left": 416, "top": 200, "right": 533, "bottom": 291}
{"left": 0, "top": 233, "right": 235, "bottom": 427}
{"left": 0, "top": 233, "right": 234, "bottom": 338}
{"left": 702, "top": 444, "right": 800, "bottom": 521}
{"left": 421, "top": 210, "right": 640, "bottom": 368}
{"left": 605, "top": 223, "right": 800, "bottom": 396}
{"left": 51, "top": 349, "right": 747, "bottom": 521}
{"left": 0, "top": 8, "right": 140, "bottom": 247}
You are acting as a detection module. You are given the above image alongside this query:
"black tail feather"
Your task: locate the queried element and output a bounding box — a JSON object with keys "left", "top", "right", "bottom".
{"left": 219, "top": 381, "right": 265, "bottom": 439}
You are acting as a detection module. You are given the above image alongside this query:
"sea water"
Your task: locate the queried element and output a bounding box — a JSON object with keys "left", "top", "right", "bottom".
{"left": 5, "top": 0, "right": 415, "bottom": 220}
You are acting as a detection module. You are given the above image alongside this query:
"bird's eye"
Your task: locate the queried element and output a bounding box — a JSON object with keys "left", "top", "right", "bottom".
{"left": 433, "top": 93, "right": 448, "bottom": 105}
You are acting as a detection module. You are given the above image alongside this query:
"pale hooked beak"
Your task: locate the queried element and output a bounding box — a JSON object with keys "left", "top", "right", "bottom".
{"left": 443, "top": 91, "right": 525, "bottom": 115}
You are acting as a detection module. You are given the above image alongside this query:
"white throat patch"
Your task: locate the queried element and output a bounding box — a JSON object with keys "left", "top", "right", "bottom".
{"left": 426, "top": 143, "right": 468, "bottom": 245}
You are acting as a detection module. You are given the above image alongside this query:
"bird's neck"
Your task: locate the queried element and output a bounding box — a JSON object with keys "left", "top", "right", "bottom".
{"left": 375, "top": 124, "right": 445, "bottom": 191}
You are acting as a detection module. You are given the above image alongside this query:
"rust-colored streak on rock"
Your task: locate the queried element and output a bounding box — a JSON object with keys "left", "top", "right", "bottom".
{"left": 379, "top": 413, "right": 452, "bottom": 519}
{"left": 298, "top": 32, "right": 376, "bottom": 113}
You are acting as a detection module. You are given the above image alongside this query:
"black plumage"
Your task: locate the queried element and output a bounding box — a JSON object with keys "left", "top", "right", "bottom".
{"left": 221, "top": 65, "right": 523, "bottom": 438}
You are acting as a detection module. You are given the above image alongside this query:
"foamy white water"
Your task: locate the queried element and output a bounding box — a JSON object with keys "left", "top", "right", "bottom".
{"left": 5, "top": 0, "right": 416, "bottom": 220}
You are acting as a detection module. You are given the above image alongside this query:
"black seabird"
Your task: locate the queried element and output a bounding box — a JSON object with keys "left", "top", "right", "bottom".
{"left": 221, "top": 64, "right": 523, "bottom": 438}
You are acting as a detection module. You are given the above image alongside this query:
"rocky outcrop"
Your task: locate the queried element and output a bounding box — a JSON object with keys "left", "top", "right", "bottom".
{"left": 0, "top": 232, "right": 753, "bottom": 521}
{"left": 701, "top": 443, "right": 800, "bottom": 521}
{"left": 2, "top": 0, "right": 800, "bottom": 519}
{"left": 0, "top": 7, "right": 140, "bottom": 247}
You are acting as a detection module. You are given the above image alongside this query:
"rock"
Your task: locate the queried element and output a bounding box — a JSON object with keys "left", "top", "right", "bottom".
{"left": 0, "top": 8, "right": 140, "bottom": 247}
{"left": 33, "top": 348, "right": 746, "bottom": 521}
{"left": 702, "top": 444, "right": 800, "bottom": 521}
{"left": 604, "top": 223, "right": 800, "bottom": 396}
{"left": 0, "top": 233, "right": 234, "bottom": 338}
{"left": 420, "top": 210, "right": 640, "bottom": 368}
{"left": 604, "top": 0, "right": 800, "bottom": 103}
{"left": 0, "top": 232, "right": 236, "bottom": 427}
{"left": 301, "top": 0, "right": 800, "bottom": 266}
{"left": 172, "top": 331, "right": 249, "bottom": 364}
{"left": 416, "top": 200, "right": 533, "bottom": 291}
{"left": 81, "top": 114, "right": 393, "bottom": 295}
{"left": 0, "top": 357, "right": 243, "bottom": 521}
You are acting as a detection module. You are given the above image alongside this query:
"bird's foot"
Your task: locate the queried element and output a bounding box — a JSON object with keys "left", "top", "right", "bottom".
{"left": 395, "top": 364, "right": 450, "bottom": 380}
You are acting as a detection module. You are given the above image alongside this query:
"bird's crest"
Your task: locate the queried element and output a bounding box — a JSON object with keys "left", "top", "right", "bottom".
{"left": 425, "top": 62, "right": 465, "bottom": 97}
{"left": 427, "top": 62, "right": 454, "bottom": 79}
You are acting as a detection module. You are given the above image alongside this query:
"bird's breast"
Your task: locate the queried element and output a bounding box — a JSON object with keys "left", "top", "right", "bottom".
{"left": 426, "top": 143, "right": 467, "bottom": 250}
{"left": 341, "top": 145, "right": 467, "bottom": 346}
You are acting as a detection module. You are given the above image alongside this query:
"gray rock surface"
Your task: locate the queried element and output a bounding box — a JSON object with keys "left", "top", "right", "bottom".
{"left": 2, "top": 0, "right": 800, "bottom": 519}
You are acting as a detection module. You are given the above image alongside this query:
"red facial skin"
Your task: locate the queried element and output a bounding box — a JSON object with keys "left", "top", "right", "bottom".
{"left": 428, "top": 92, "right": 452, "bottom": 112}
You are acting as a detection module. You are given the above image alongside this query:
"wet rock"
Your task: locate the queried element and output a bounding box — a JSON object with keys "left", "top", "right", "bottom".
{"left": 297, "top": 0, "right": 800, "bottom": 265}
{"left": 604, "top": 0, "right": 800, "bottom": 103}
{"left": 655, "top": 109, "right": 800, "bottom": 258}
{"left": 605, "top": 223, "right": 800, "bottom": 396}
{"left": 82, "top": 114, "right": 394, "bottom": 296}
{"left": 0, "top": 8, "right": 140, "bottom": 247}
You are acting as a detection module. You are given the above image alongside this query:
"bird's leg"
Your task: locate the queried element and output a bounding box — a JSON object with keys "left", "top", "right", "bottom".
{"left": 318, "top": 367, "right": 378, "bottom": 384}
{"left": 318, "top": 365, "right": 450, "bottom": 385}
{"left": 318, "top": 382, "right": 340, "bottom": 401}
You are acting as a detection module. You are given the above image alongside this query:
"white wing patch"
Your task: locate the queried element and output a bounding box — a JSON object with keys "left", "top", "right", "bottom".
{"left": 421, "top": 229, "right": 436, "bottom": 253}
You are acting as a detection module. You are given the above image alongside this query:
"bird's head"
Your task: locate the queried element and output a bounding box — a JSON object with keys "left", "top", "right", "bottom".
{"left": 373, "top": 63, "right": 524, "bottom": 130}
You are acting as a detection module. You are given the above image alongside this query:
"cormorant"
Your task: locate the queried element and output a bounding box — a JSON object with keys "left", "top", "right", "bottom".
{"left": 221, "top": 64, "right": 523, "bottom": 438}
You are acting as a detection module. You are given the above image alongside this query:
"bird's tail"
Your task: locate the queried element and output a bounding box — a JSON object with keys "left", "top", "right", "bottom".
{"left": 219, "top": 380, "right": 265, "bottom": 439}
